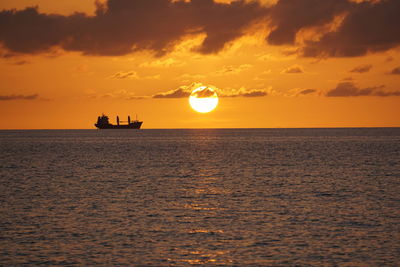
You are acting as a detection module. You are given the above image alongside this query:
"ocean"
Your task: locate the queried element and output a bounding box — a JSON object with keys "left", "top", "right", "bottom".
{"left": 1, "top": 128, "right": 399, "bottom": 265}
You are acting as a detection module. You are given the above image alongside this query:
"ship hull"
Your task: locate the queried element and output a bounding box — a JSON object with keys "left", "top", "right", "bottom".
{"left": 95, "top": 122, "right": 142, "bottom": 129}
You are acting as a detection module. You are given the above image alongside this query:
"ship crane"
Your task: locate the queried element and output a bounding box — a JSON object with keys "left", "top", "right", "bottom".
{"left": 116, "top": 116, "right": 133, "bottom": 124}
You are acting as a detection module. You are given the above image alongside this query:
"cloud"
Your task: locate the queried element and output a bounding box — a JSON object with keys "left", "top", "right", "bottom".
{"left": 298, "top": 89, "right": 317, "bottom": 95}
{"left": 153, "top": 83, "right": 219, "bottom": 99}
{"left": 214, "top": 64, "right": 253, "bottom": 76}
{"left": 388, "top": 66, "right": 400, "bottom": 75}
{"left": 2, "top": 0, "right": 399, "bottom": 58}
{"left": 153, "top": 88, "right": 191, "bottom": 98}
{"left": 0, "top": 0, "right": 267, "bottom": 56}
{"left": 139, "top": 58, "right": 185, "bottom": 68}
{"left": 191, "top": 87, "right": 216, "bottom": 98}
{"left": 300, "top": 0, "right": 400, "bottom": 57}
{"left": 152, "top": 83, "right": 268, "bottom": 99}
{"left": 257, "top": 54, "right": 275, "bottom": 61}
{"left": 0, "top": 94, "right": 39, "bottom": 100}
{"left": 110, "top": 71, "right": 139, "bottom": 79}
{"left": 0, "top": 51, "right": 15, "bottom": 58}
{"left": 110, "top": 71, "right": 160, "bottom": 80}
{"left": 326, "top": 81, "right": 400, "bottom": 97}
{"left": 285, "top": 88, "right": 318, "bottom": 97}
{"left": 267, "top": 0, "right": 350, "bottom": 46}
{"left": 281, "top": 65, "right": 304, "bottom": 74}
{"left": 218, "top": 87, "right": 268, "bottom": 97}
{"left": 264, "top": 0, "right": 400, "bottom": 58}
{"left": 350, "top": 64, "right": 372, "bottom": 73}
{"left": 234, "top": 89, "right": 267, "bottom": 97}
{"left": 153, "top": 82, "right": 201, "bottom": 98}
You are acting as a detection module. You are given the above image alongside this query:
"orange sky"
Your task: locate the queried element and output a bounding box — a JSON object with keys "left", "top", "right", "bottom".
{"left": 1, "top": 0, "right": 399, "bottom": 129}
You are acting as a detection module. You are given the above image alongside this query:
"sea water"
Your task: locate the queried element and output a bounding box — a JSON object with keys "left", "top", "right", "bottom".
{"left": 1, "top": 128, "right": 399, "bottom": 265}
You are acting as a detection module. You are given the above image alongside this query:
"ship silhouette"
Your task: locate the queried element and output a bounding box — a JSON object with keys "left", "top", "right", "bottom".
{"left": 95, "top": 114, "right": 143, "bottom": 129}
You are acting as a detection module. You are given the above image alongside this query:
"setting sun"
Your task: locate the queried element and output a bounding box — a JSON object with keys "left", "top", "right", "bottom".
{"left": 189, "top": 86, "right": 219, "bottom": 113}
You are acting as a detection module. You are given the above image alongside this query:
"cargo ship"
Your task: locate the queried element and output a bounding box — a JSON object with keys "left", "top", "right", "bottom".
{"left": 95, "top": 114, "right": 143, "bottom": 129}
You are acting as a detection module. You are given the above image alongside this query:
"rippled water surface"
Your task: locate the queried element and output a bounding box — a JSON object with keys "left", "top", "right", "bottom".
{"left": 1, "top": 128, "right": 399, "bottom": 265}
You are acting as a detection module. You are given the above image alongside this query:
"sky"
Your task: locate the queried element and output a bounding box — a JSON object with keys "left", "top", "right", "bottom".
{"left": 1, "top": 0, "right": 399, "bottom": 129}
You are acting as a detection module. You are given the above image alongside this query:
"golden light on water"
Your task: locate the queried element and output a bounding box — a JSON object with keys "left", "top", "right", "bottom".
{"left": 189, "top": 86, "right": 219, "bottom": 113}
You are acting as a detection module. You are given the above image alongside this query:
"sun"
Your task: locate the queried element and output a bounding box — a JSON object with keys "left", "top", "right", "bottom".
{"left": 189, "top": 86, "right": 219, "bottom": 113}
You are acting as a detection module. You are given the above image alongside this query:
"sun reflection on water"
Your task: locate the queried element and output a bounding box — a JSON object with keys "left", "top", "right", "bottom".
{"left": 168, "top": 250, "right": 233, "bottom": 265}
{"left": 168, "top": 172, "right": 234, "bottom": 265}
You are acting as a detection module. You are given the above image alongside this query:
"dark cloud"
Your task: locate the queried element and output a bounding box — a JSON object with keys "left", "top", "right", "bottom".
{"left": 0, "top": 0, "right": 266, "bottom": 56}
{"left": 298, "top": 89, "right": 316, "bottom": 95}
{"left": 267, "top": 0, "right": 350, "bottom": 45}
{"left": 326, "top": 82, "right": 400, "bottom": 97}
{"left": 110, "top": 71, "right": 138, "bottom": 79}
{"left": 349, "top": 64, "right": 372, "bottom": 73}
{"left": 388, "top": 66, "right": 400, "bottom": 75}
{"left": 373, "top": 91, "right": 400, "bottom": 97}
{"left": 127, "top": 96, "right": 147, "bottom": 100}
{"left": 281, "top": 65, "right": 304, "bottom": 74}
{"left": 239, "top": 90, "right": 267, "bottom": 97}
{"left": 0, "top": 94, "right": 39, "bottom": 100}
{"left": 219, "top": 89, "right": 267, "bottom": 97}
{"left": 265, "top": 0, "right": 400, "bottom": 57}
{"left": 2, "top": 0, "right": 399, "bottom": 58}
{"left": 326, "top": 82, "right": 375, "bottom": 97}
{"left": 192, "top": 87, "right": 216, "bottom": 98}
{"left": 301, "top": 0, "right": 400, "bottom": 57}
{"left": 153, "top": 88, "right": 190, "bottom": 98}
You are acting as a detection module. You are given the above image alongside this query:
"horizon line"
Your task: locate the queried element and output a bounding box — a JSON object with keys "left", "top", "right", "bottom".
{"left": 1, "top": 126, "right": 400, "bottom": 131}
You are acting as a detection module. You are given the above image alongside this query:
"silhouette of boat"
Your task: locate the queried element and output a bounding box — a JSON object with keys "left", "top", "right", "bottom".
{"left": 95, "top": 114, "right": 143, "bottom": 129}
